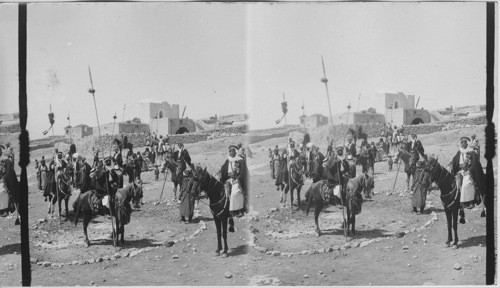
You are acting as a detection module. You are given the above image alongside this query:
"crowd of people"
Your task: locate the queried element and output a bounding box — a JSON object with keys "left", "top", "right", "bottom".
{"left": 268, "top": 127, "right": 485, "bottom": 215}
{"left": 28, "top": 133, "right": 250, "bottom": 225}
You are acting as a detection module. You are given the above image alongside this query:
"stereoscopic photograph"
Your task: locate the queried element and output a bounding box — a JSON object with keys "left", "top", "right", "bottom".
{"left": 0, "top": 1, "right": 496, "bottom": 286}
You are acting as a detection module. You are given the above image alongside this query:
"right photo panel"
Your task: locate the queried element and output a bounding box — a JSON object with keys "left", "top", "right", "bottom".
{"left": 245, "top": 2, "right": 491, "bottom": 286}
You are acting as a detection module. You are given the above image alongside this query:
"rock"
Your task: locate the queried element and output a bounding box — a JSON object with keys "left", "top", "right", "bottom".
{"left": 395, "top": 231, "right": 405, "bottom": 238}
{"left": 272, "top": 251, "right": 281, "bottom": 256}
{"left": 303, "top": 274, "right": 309, "bottom": 278}
{"left": 407, "top": 263, "right": 411, "bottom": 267}
{"left": 270, "top": 207, "right": 279, "bottom": 212}
{"left": 172, "top": 255, "right": 179, "bottom": 259}
{"left": 72, "top": 260, "right": 79, "bottom": 265}
{"left": 341, "top": 243, "right": 351, "bottom": 250}
{"left": 164, "top": 241, "right": 175, "bottom": 247}
{"left": 360, "top": 241, "right": 370, "bottom": 248}
{"left": 316, "top": 248, "right": 326, "bottom": 254}
{"left": 38, "top": 219, "right": 46, "bottom": 224}
{"left": 402, "top": 246, "right": 409, "bottom": 250}
{"left": 253, "top": 246, "right": 268, "bottom": 253}
{"left": 113, "top": 253, "right": 121, "bottom": 259}
{"left": 42, "top": 262, "right": 51, "bottom": 267}
{"left": 453, "top": 263, "right": 462, "bottom": 270}
{"left": 30, "top": 258, "right": 38, "bottom": 264}
{"left": 129, "top": 251, "right": 140, "bottom": 257}
{"left": 88, "top": 258, "right": 95, "bottom": 264}
{"left": 96, "top": 257, "right": 103, "bottom": 263}
{"left": 224, "top": 271, "right": 233, "bottom": 278}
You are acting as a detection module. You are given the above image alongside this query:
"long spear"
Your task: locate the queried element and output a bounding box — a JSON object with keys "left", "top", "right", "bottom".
{"left": 320, "top": 55, "right": 334, "bottom": 126}
{"left": 88, "top": 66, "right": 101, "bottom": 137}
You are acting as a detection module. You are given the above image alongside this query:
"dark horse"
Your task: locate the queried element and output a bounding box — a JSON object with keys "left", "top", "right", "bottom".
{"left": 394, "top": 146, "right": 414, "bottom": 191}
{"left": 162, "top": 158, "right": 183, "bottom": 199}
{"left": 305, "top": 172, "right": 374, "bottom": 237}
{"left": 0, "top": 158, "right": 20, "bottom": 225}
{"left": 425, "top": 156, "right": 464, "bottom": 248}
{"left": 49, "top": 168, "right": 72, "bottom": 221}
{"left": 73, "top": 181, "right": 143, "bottom": 247}
{"left": 275, "top": 155, "right": 306, "bottom": 211}
{"left": 192, "top": 165, "right": 233, "bottom": 257}
{"left": 113, "top": 138, "right": 133, "bottom": 153}
{"left": 357, "top": 150, "right": 375, "bottom": 174}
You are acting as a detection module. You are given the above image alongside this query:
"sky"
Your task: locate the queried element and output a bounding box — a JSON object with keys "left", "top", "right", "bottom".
{"left": 247, "top": 2, "right": 487, "bottom": 129}
{"left": 0, "top": 3, "right": 247, "bottom": 139}
{"left": 0, "top": 2, "right": 490, "bottom": 138}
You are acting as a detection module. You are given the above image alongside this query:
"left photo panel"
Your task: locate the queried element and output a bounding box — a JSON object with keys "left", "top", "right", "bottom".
{"left": 0, "top": 3, "right": 251, "bottom": 286}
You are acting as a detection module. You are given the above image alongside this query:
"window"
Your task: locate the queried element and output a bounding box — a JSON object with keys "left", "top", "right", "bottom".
{"left": 394, "top": 101, "right": 399, "bottom": 109}
{"left": 159, "top": 111, "right": 164, "bottom": 118}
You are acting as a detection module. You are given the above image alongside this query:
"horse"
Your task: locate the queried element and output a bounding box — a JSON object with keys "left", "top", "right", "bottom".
{"left": 425, "top": 156, "right": 467, "bottom": 249}
{"left": 48, "top": 168, "right": 72, "bottom": 221}
{"left": 192, "top": 165, "right": 232, "bottom": 257}
{"left": 394, "top": 146, "right": 414, "bottom": 191}
{"left": 73, "top": 180, "right": 143, "bottom": 247}
{"left": 162, "top": 158, "right": 183, "bottom": 199}
{"left": 305, "top": 171, "right": 374, "bottom": 237}
{"left": 113, "top": 138, "right": 133, "bottom": 153}
{"left": 285, "top": 157, "right": 306, "bottom": 211}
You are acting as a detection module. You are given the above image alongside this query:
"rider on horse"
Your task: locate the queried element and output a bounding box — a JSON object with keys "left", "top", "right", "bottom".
{"left": 221, "top": 145, "right": 248, "bottom": 218}
{"left": 324, "top": 146, "right": 350, "bottom": 205}
{"left": 310, "top": 145, "right": 325, "bottom": 183}
{"left": 406, "top": 133, "right": 425, "bottom": 172}
{"left": 450, "top": 136, "right": 484, "bottom": 210}
{"left": 174, "top": 143, "right": 193, "bottom": 176}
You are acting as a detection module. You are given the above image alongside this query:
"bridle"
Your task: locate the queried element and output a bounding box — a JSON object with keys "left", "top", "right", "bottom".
{"left": 195, "top": 169, "right": 227, "bottom": 217}
{"left": 427, "top": 160, "right": 459, "bottom": 208}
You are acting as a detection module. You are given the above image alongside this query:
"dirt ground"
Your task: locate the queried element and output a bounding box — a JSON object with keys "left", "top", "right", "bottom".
{"left": 0, "top": 125, "right": 496, "bottom": 286}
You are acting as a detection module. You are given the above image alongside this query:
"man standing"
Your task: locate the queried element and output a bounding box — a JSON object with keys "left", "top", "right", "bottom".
{"left": 114, "top": 148, "right": 123, "bottom": 169}
{"left": 5, "top": 142, "right": 14, "bottom": 166}
{"left": 346, "top": 138, "right": 356, "bottom": 158}
{"left": 174, "top": 143, "right": 193, "bottom": 176}
{"left": 470, "top": 134, "right": 480, "bottom": 156}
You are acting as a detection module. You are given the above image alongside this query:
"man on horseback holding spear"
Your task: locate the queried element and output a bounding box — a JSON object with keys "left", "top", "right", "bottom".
{"left": 323, "top": 146, "right": 350, "bottom": 205}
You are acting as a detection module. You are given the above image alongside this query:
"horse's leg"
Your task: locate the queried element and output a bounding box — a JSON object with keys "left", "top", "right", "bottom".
{"left": 221, "top": 217, "right": 229, "bottom": 257}
{"left": 64, "top": 198, "right": 69, "bottom": 221}
{"left": 481, "top": 194, "right": 486, "bottom": 217}
{"left": 452, "top": 209, "right": 459, "bottom": 248}
{"left": 284, "top": 184, "right": 289, "bottom": 204}
{"left": 290, "top": 185, "right": 294, "bottom": 211}
{"left": 459, "top": 207, "right": 466, "bottom": 224}
{"left": 445, "top": 209, "right": 452, "bottom": 246}
{"left": 47, "top": 196, "right": 52, "bottom": 214}
{"left": 296, "top": 186, "right": 302, "bottom": 211}
{"left": 215, "top": 218, "right": 222, "bottom": 255}
{"left": 315, "top": 199, "right": 323, "bottom": 236}
{"left": 83, "top": 212, "right": 92, "bottom": 247}
{"left": 351, "top": 213, "right": 356, "bottom": 237}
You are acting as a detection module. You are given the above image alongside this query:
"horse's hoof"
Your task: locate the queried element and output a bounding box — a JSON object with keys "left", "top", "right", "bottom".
{"left": 229, "top": 226, "right": 235, "bottom": 233}
{"left": 451, "top": 244, "right": 458, "bottom": 250}
{"left": 481, "top": 211, "right": 486, "bottom": 217}
{"left": 221, "top": 253, "right": 228, "bottom": 258}
{"left": 459, "top": 218, "right": 466, "bottom": 224}
{"left": 445, "top": 242, "right": 451, "bottom": 247}
{"left": 15, "top": 219, "right": 20, "bottom": 225}
{"left": 215, "top": 251, "right": 221, "bottom": 256}
{"left": 316, "top": 231, "right": 321, "bottom": 237}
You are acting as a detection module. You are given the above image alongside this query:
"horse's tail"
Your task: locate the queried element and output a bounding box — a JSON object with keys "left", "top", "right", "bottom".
{"left": 73, "top": 194, "right": 82, "bottom": 226}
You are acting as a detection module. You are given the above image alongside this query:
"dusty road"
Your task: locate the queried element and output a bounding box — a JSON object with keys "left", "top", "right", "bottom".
{"left": 0, "top": 125, "right": 495, "bottom": 285}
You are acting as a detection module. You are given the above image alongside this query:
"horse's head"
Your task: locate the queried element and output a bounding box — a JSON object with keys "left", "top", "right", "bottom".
{"left": 192, "top": 165, "right": 210, "bottom": 191}
{"left": 131, "top": 180, "right": 143, "bottom": 209}
{"left": 362, "top": 169, "right": 375, "bottom": 195}
{"left": 424, "top": 155, "right": 440, "bottom": 182}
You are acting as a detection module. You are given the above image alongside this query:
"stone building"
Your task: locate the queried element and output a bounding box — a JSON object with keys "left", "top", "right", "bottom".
{"left": 92, "top": 122, "right": 150, "bottom": 136}
{"left": 384, "top": 92, "right": 431, "bottom": 126}
{"left": 301, "top": 114, "right": 329, "bottom": 129}
{"left": 65, "top": 124, "right": 93, "bottom": 140}
{"left": 331, "top": 110, "right": 385, "bottom": 125}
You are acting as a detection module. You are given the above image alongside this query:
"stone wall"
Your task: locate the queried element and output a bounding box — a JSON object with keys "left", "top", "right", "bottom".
{"left": 55, "top": 124, "right": 249, "bottom": 159}
{"left": 0, "top": 123, "right": 21, "bottom": 133}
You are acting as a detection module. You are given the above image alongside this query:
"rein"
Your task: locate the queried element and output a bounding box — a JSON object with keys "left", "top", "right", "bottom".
{"left": 430, "top": 162, "right": 459, "bottom": 208}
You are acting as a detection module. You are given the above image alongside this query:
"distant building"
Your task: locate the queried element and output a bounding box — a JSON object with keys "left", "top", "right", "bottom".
{"left": 65, "top": 124, "right": 93, "bottom": 140}
{"left": 384, "top": 92, "right": 431, "bottom": 126}
{"left": 454, "top": 105, "right": 486, "bottom": 113}
{"left": 332, "top": 109, "right": 385, "bottom": 125}
{"left": 302, "top": 114, "right": 329, "bottom": 129}
{"left": 92, "top": 122, "right": 150, "bottom": 136}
